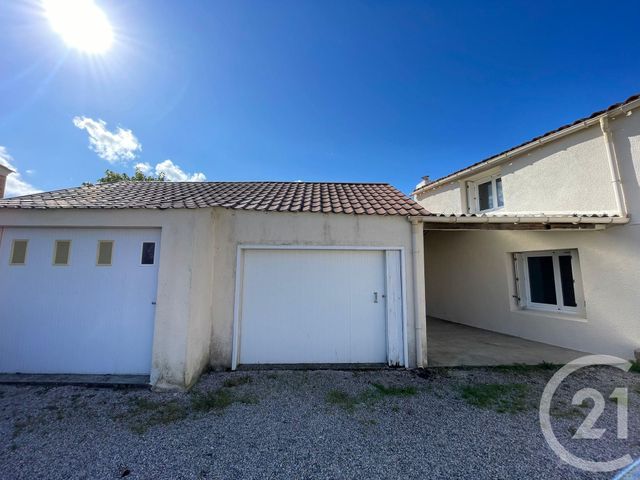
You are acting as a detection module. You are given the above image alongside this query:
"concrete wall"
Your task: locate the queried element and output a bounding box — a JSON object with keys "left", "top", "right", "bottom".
{"left": 0, "top": 209, "right": 215, "bottom": 390}
{"left": 0, "top": 207, "right": 421, "bottom": 388}
{"left": 209, "top": 209, "right": 421, "bottom": 369}
{"left": 416, "top": 107, "right": 640, "bottom": 360}
{"left": 415, "top": 109, "right": 640, "bottom": 216}
{"left": 424, "top": 225, "right": 640, "bottom": 359}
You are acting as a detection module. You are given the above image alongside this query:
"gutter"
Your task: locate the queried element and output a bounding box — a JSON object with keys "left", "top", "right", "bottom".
{"left": 414, "top": 97, "right": 640, "bottom": 196}
{"left": 409, "top": 215, "right": 630, "bottom": 225}
{"left": 599, "top": 117, "right": 629, "bottom": 218}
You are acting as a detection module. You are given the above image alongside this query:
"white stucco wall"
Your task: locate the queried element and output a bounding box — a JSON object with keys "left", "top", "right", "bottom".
{"left": 0, "top": 207, "right": 422, "bottom": 388}
{"left": 424, "top": 224, "right": 640, "bottom": 359}
{"left": 416, "top": 108, "right": 640, "bottom": 216}
{"left": 0, "top": 208, "right": 215, "bottom": 390}
{"left": 209, "top": 209, "right": 421, "bottom": 369}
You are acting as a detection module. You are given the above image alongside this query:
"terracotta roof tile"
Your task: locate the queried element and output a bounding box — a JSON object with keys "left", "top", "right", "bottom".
{"left": 0, "top": 181, "right": 429, "bottom": 217}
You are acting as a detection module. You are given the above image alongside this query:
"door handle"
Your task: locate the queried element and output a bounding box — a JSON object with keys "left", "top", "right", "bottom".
{"left": 373, "top": 292, "right": 378, "bottom": 303}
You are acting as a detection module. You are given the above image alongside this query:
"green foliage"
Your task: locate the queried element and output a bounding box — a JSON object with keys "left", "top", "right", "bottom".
{"left": 460, "top": 383, "right": 529, "bottom": 413}
{"left": 122, "top": 398, "right": 188, "bottom": 435}
{"left": 494, "top": 362, "right": 559, "bottom": 374}
{"left": 371, "top": 383, "right": 417, "bottom": 397}
{"left": 629, "top": 360, "right": 640, "bottom": 373}
{"left": 92, "top": 167, "right": 166, "bottom": 185}
{"left": 223, "top": 375, "right": 252, "bottom": 388}
{"left": 326, "top": 382, "right": 418, "bottom": 411}
{"left": 191, "top": 389, "right": 258, "bottom": 412}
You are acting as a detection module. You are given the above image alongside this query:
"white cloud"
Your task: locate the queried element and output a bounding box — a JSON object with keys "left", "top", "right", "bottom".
{"left": 154, "top": 159, "right": 206, "bottom": 182}
{"left": 0, "top": 146, "right": 41, "bottom": 197}
{"left": 134, "top": 162, "right": 152, "bottom": 174}
{"left": 73, "top": 116, "right": 141, "bottom": 163}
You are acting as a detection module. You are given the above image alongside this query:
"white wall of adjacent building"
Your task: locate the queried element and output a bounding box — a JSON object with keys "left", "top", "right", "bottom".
{"left": 415, "top": 108, "right": 640, "bottom": 218}
{"left": 416, "top": 105, "right": 640, "bottom": 359}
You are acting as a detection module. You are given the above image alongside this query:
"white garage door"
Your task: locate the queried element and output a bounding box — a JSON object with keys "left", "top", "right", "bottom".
{"left": 0, "top": 227, "right": 160, "bottom": 375}
{"left": 236, "top": 248, "right": 404, "bottom": 366}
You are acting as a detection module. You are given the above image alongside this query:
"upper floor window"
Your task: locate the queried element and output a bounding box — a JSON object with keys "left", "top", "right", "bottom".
{"left": 475, "top": 176, "right": 504, "bottom": 212}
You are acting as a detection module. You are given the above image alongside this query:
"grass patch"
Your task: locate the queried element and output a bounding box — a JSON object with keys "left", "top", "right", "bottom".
{"left": 326, "top": 390, "right": 361, "bottom": 411}
{"left": 629, "top": 361, "right": 640, "bottom": 373}
{"left": 371, "top": 383, "right": 417, "bottom": 397}
{"left": 191, "top": 389, "right": 257, "bottom": 412}
{"left": 326, "top": 382, "right": 418, "bottom": 412}
{"left": 223, "top": 375, "right": 252, "bottom": 388}
{"left": 494, "top": 362, "right": 559, "bottom": 374}
{"left": 460, "top": 383, "right": 529, "bottom": 413}
{"left": 121, "top": 398, "right": 188, "bottom": 435}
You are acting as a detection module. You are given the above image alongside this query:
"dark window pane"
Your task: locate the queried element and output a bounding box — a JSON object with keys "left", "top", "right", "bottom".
{"left": 527, "top": 256, "right": 557, "bottom": 305}
{"left": 496, "top": 178, "right": 504, "bottom": 207}
{"left": 478, "top": 181, "right": 493, "bottom": 210}
{"left": 141, "top": 242, "right": 155, "bottom": 265}
{"left": 559, "top": 255, "right": 577, "bottom": 307}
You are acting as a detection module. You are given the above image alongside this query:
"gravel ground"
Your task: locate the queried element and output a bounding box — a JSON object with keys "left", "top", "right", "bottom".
{"left": 1, "top": 366, "right": 640, "bottom": 479}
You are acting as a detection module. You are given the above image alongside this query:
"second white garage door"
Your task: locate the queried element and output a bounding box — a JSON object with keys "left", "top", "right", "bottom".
{"left": 236, "top": 248, "right": 404, "bottom": 366}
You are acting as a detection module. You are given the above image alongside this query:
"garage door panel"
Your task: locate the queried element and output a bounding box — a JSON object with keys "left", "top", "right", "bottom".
{"left": 239, "top": 249, "right": 389, "bottom": 365}
{"left": 0, "top": 228, "right": 160, "bottom": 375}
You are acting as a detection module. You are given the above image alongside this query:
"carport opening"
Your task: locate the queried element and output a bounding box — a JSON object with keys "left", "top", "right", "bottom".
{"left": 425, "top": 316, "right": 588, "bottom": 367}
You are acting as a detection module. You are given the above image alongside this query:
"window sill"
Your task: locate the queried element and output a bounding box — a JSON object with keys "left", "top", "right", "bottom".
{"left": 513, "top": 307, "right": 587, "bottom": 323}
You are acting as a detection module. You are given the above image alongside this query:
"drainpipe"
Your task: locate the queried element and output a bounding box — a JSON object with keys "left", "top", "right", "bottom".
{"left": 410, "top": 219, "right": 426, "bottom": 368}
{"left": 600, "top": 117, "right": 628, "bottom": 218}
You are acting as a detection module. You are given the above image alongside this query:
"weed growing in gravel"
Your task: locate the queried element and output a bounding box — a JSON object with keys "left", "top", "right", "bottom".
{"left": 326, "top": 383, "right": 418, "bottom": 411}
{"left": 191, "top": 389, "right": 257, "bottom": 412}
{"left": 326, "top": 390, "right": 360, "bottom": 411}
{"left": 223, "top": 375, "right": 252, "bottom": 388}
{"left": 371, "top": 383, "right": 417, "bottom": 397}
{"left": 629, "top": 361, "right": 640, "bottom": 373}
{"left": 494, "top": 362, "right": 559, "bottom": 374}
{"left": 460, "top": 383, "right": 529, "bottom": 413}
{"left": 550, "top": 406, "right": 585, "bottom": 419}
{"left": 120, "top": 398, "right": 188, "bottom": 435}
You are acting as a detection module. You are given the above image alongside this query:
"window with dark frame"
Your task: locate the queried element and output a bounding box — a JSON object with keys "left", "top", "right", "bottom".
{"left": 141, "top": 242, "right": 156, "bottom": 265}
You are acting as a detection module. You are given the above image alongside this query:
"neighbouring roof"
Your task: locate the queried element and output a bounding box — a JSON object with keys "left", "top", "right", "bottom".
{"left": 415, "top": 93, "right": 640, "bottom": 194}
{"left": 0, "top": 181, "right": 429, "bottom": 216}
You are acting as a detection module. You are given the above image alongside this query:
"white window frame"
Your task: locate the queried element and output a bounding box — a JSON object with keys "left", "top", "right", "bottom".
{"left": 514, "top": 249, "right": 584, "bottom": 315}
{"left": 469, "top": 174, "right": 504, "bottom": 213}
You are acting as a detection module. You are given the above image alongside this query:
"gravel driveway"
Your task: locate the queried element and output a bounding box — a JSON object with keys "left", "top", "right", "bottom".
{"left": 1, "top": 366, "right": 639, "bottom": 479}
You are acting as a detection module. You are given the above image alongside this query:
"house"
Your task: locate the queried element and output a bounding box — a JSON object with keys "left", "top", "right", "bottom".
{"left": 0, "top": 181, "right": 429, "bottom": 390}
{"left": 1, "top": 93, "right": 638, "bottom": 390}
{"left": 414, "top": 93, "right": 640, "bottom": 361}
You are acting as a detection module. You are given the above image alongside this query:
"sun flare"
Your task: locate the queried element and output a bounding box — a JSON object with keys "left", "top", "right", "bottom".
{"left": 43, "top": 0, "right": 113, "bottom": 54}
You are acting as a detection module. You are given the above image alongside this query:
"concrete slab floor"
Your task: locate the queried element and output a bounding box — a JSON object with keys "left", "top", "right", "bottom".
{"left": 0, "top": 373, "right": 150, "bottom": 389}
{"left": 427, "top": 317, "right": 591, "bottom": 367}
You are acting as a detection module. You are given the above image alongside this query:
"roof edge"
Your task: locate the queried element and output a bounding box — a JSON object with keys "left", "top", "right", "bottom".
{"left": 414, "top": 94, "right": 640, "bottom": 196}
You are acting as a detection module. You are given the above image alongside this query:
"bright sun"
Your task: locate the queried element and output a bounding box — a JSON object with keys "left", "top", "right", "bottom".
{"left": 43, "top": 0, "right": 113, "bottom": 54}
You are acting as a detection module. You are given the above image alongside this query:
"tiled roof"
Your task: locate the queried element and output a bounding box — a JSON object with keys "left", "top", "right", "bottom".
{"left": 416, "top": 93, "right": 640, "bottom": 192}
{"left": 0, "top": 181, "right": 429, "bottom": 216}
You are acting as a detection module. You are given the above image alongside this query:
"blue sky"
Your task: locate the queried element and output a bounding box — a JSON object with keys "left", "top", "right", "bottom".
{"left": 1, "top": 0, "right": 639, "bottom": 197}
